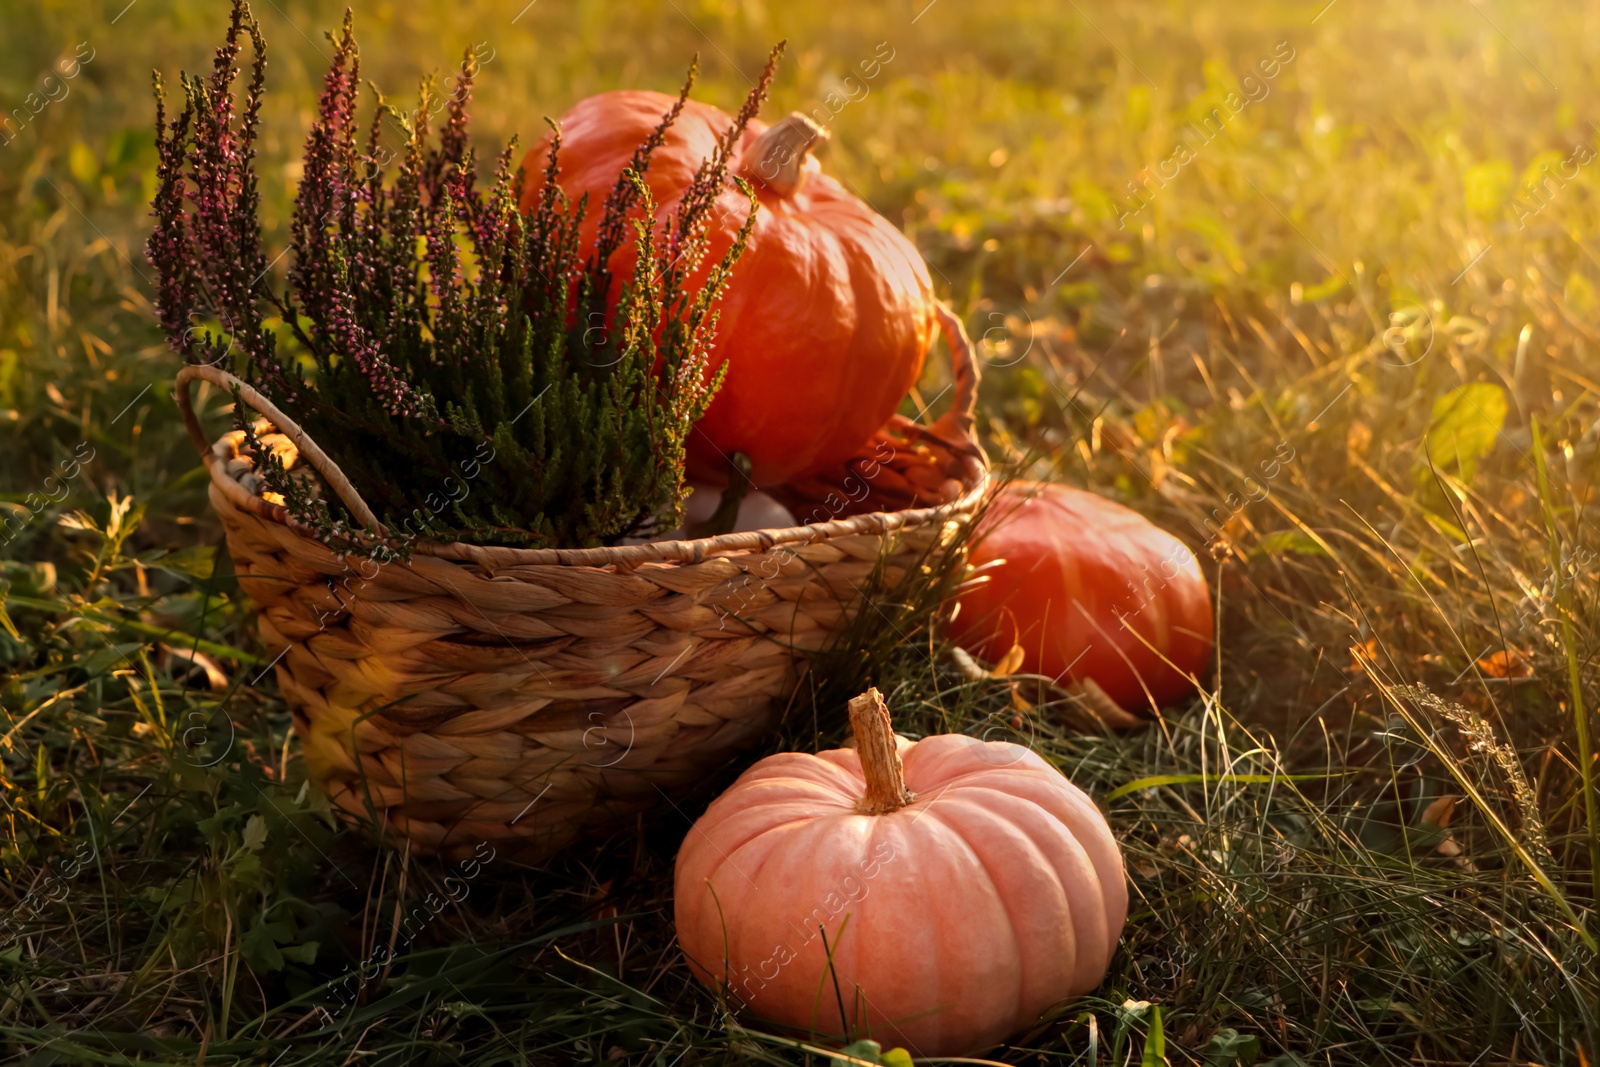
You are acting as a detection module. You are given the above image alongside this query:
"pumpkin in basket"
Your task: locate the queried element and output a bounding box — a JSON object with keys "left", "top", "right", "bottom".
{"left": 520, "top": 92, "right": 937, "bottom": 487}
{"left": 951, "top": 482, "right": 1213, "bottom": 712}
{"left": 674, "top": 688, "right": 1127, "bottom": 1056}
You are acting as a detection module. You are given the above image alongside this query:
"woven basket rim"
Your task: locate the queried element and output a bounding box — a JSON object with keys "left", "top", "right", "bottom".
{"left": 176, "top": 304, "right": 988, "bottom": 568}
{"left": 201, "top": 440, "right": 987, "bottom": 566}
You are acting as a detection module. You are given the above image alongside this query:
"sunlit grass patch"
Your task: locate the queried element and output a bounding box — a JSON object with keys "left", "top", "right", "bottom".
{"left": 1, "top": 0, "right": 1598, "bottom": 1061}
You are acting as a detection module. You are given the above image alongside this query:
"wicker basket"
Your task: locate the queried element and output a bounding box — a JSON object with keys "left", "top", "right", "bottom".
{"left": 175, "top": 306, "right": 987, "bottom": 863}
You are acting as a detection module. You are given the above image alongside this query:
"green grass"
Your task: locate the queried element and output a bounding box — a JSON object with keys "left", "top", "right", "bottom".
{"left": 3, "top": 0, "right": 1599, "bottom": 1061}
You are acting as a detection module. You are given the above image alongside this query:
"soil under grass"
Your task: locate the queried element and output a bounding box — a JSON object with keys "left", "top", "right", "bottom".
{"left": 1, "top": 0, "right": 1597, "bottom": 1062}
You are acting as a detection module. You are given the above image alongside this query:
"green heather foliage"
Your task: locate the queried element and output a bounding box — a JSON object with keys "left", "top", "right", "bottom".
{"left": 147, "top": 2, "right": 768, "bottom": 551}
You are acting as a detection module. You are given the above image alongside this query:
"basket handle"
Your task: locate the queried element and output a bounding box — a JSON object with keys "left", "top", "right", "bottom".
{"left": 174, "top": 363, "right": 387, "bottom": 534}
{"left": 931, "top": 300, "right": 981, "bottom": 449}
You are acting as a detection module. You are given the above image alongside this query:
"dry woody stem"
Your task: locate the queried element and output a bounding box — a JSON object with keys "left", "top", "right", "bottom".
{"left": 848, "top": 687, "right": 915, "bottom": 814}
{"left": 740, "top": 112, "right": 827, "bottom": 199}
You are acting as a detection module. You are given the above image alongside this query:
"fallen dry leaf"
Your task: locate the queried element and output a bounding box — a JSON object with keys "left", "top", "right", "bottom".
{"left": 992, "top": 643, "right": 1027, "bottom": 678}
{"left": 1476, "top": 649, "right": 1533, "bottom": 680}
{"left": 160, "top": 644, "right": 229, "bottom": 692}
{"left": 1421, "top": 795, "right": 1464, "bottom": 858}
{"left": 1420, "top": 795, "right": 1458, "bottom": 830}
{"left": 1066, "top": 677, "right": 1149, "bottom": 730}
{"left": 948, "top": 643, "right": 1026, "bottom": 681}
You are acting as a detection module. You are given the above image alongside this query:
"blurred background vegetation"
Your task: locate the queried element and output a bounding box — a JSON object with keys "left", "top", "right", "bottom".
{"left": 1, "top": 0, "right": 1598, "bottom": 1063}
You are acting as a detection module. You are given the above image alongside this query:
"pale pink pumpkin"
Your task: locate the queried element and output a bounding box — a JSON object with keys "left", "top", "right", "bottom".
{"left": 673, "top": 689, "right": 1127, "bottom": 1057}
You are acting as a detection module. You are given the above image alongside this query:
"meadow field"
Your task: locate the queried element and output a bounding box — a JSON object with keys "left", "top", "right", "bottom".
{"left": 2, "top": 0, "right": 1598, "bottom": 1062}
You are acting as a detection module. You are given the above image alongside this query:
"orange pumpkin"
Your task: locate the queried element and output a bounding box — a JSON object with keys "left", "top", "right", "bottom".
{"left": 674, "top": 688, "right": 1126, "bottom": 1056}
{"left": 951, "top": 482, "right": 1213, "bottom": 712}
{"left": 519, "top": 93, "right": 936, "bottom": 486}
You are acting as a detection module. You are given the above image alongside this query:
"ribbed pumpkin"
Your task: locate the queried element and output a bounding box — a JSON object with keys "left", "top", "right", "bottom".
{"left": 951, "top": 482, "right": 1214, "bottom": 712}
{"left": 674, "top": 688, "right": 1127, "bottom": 1056}
{"left": 519, "top": 92, "right": 936, "bottom": 486}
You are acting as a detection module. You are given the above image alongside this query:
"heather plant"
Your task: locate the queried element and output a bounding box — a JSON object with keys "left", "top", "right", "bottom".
{"left": 147, "top": 1, "right": 769, "bottom": 552}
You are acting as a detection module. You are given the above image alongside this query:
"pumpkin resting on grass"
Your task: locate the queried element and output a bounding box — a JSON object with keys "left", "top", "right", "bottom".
{"left": 520, "top": 92, "right": 936, "bottom": 487}
{"left": 951, "top": 481, "right": 1214, "bottom": 712}
{"left": 673, "top": 688, "right": 1126, "bottom": 1056}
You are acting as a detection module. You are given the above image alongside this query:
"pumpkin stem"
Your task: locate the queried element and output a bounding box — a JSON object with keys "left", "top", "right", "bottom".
{"left": 740, "top": 112, "right": 828, "bottom": 199}
{"left": 848, "top": 688, "right": 915, "bottom": 814}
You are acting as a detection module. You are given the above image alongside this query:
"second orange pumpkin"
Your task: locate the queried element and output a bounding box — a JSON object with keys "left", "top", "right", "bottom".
{"left": 951, "top": 482, "right": 1214, "bottom": 711}
{"left": 519, "top": 91, "right": 936, "bottom": 486}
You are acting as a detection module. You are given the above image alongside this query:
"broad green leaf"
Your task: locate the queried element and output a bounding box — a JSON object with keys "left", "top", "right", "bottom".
{"left": 147, "top": 544, "right": 216, "bottom": 579}
{"left": 142, "top": 877, "right": 197, "bottom": 913}
{"left": 1417, "top": 382, "right": 1506, "bottom": 487}
{"left": 1464, "top": 160, "right": 1512, "bottom": 219}
{"left": 1206, "top": 1028, "right": 1262, "bottom": 1067}
{"left": 68, "top": 141, "right": 99, "bottom": 185}
{"left": 280, "top": 941, "right": 319, "bottom": 964}
{"left": 197, "top": 802, "right": 244, "bottom": 839}
{"left": 831, "top": 1040, "right": 886, "bottom": 1066}
{"left": 242, "top": 918, "right": 291, "bottom": 972}
{"left": 1140, "top": 1005, "right": 1166, "bottom": 1067}
{"left": 1253, "top": 530, "right": 1328, "bottom": 557}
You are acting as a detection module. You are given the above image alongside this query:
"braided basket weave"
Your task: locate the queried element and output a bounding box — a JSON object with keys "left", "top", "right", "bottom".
{"left": 176, "top": 306, "right": 987, "bottom": 862}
